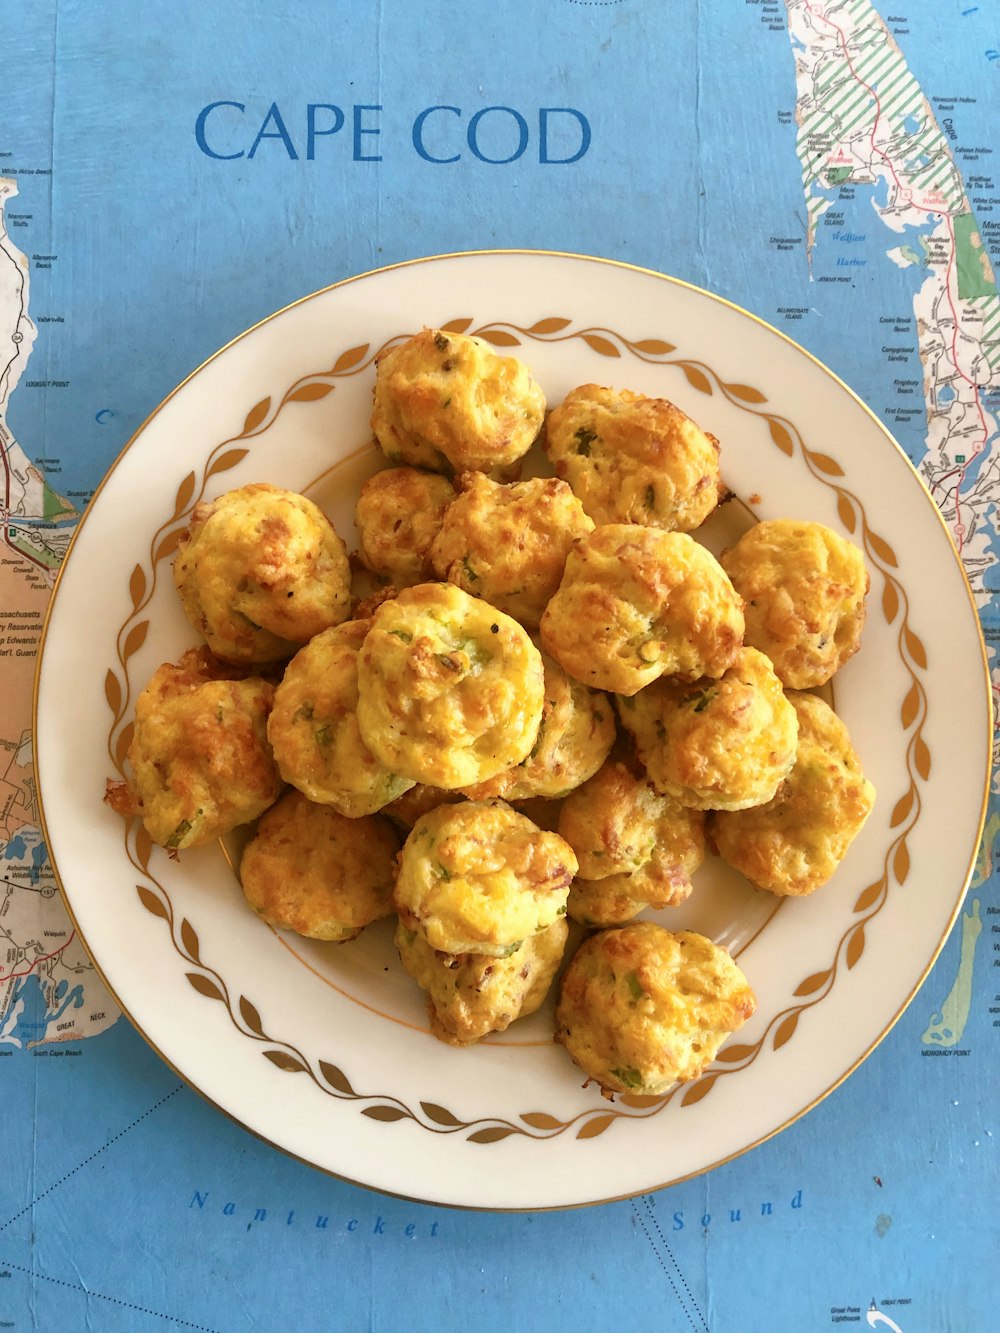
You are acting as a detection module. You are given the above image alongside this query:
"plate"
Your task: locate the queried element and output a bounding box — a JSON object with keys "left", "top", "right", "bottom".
{"left": 35, "top": 251, "right": 991, "bottom": 1210}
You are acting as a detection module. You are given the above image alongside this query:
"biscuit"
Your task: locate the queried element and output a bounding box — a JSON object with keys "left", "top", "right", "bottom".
{"left": 429, "top": 472, "right": 594, "bottom": 627}
{"left": 559, "top": 760, "right": 705, "bottom": 926}
{"left": 462, "top": 651, "right": 615, "bottom": 802}
{"left": 544, "top": 384, "right": 722, "bottom": 530}
{"left": 720, "top": 519, "right": 869, "bottom": 687}
{"left": 370, "top": 329, "right": 545, "bottom": 478}
{"left": 395, "top": 917, "right": 568, "bottom": 1045}
{"left": 110, "top": 648, "right": 281, "bottom": 849}
{"left": 356, "top": 582, "right": 545, "bottom": 788}
{"left": 393, "top": 799, "right": 577, "bottom": 956}
{"left": 355, "top": 467, "right": 456, "bottom": 587}
{"left": 539, "top": 525, "right": 744, "bottom": 695}
{"left": 616, "top": 646, "right": 799, "bottom": 810}
{"left": 554, "top": 923, "right": 756, "bottom": 1094}
{"left": 173, "top": 483, "right": 351, "bottom": 663}
{"left": 710, "top": 691, "right": 876, "bottom": 895}
{"left": 267, "top": 619, "right": 414, "bottom": 817}
{"left": 240, "top": 790, "right": 399, "bottom": 941}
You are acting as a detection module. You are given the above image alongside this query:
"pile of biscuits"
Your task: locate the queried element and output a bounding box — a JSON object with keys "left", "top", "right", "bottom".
{"left": 106, "top": 328, "right": 875, "bottom": 1097}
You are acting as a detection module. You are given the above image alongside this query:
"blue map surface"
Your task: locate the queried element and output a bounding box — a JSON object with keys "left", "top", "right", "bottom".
{"left": 1, "top": 2, "right": 997, "bottom": 1329}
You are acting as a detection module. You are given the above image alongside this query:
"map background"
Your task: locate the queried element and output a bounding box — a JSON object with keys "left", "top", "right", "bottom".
{"left": 1, "top": 1, "right": 998, "bottom": 1329}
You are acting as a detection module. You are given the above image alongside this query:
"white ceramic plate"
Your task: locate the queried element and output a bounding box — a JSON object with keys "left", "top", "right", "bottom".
{"left": 35, "top": 252, "right": 990, "bottom": 1210}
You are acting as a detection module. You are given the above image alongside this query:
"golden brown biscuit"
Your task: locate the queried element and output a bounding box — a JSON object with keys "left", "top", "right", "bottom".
{"left": 462, "top": 651, "right": 615, "bottom": 802}
{"left": 395, "top": 917, "right": 568, "bottom": 1045}
{"left": 429, "top": 472, "right": 594, "bottom": 627}
{"left": 544, "top": 384, "right": 723, "bottom": 530}
{"left": 559, "top": 761, "right": 705, "bottom": 926}
{"left": 554, "top": 924, "right": 756, "bottom": 1094}
{"left": 267, "top": 620, "right": 414, "bottom": 817}
{"left": 393, "top": 799, "right": 577, "bottom": 956}
{"left": 616, "top": 647, "right": 799, "bottom": 810}
{"left": 370, "top": 329, "right": 545, "bottom": 478}
{"left": 356, "top": 582, "right": 545, "bottom": 789}
{"left": 539, "top": 525, "right": 744, "bottom": 695}
{"left": 240, "top": 790, "right": 399, "bottom": 941}
{"left": 355, "top": 467, "right": 456, "bottom": 587}
{"left": 720, "top": 519, "right": 869, "bottom": 687}
{"left": 710, "top": 691, "right": 875, "bottom": 895}
{"left": 558, "top": 759, "right": 668, "bottom": 879}
{"left": 109, "top": 648, "right": 281, "bottom": 849}
{"left": 173, "top": 483, "right": 351, "bottom": 663}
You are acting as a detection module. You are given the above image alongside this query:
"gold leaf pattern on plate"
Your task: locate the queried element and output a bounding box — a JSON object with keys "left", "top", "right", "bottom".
{"left": 477, "top": 328, "right": 521, "bottom": 347}
{"left": 793, "top": 969, "right": 833, "bottom": 998}
{"left": 136, "top": 885, "right": 169, "bottom": 920}
{"left": 186, "top": 972, "right": 225, "bottom": 1002}
{"left": 527, "top": 317, "right": 571, "bottom": 335}
{"left": 206, "top": 447, "right": 250, "bottom": 476}
{"left": 679, "top": 1075, "right": 719, "bottom": 1108}
{"left": 581, "top": 332, "right": 620, "bottom": 357}
{"left": 172, "top": 471, "right": 197, "bottom": 518}
{"left": 331, "top": 343, "right": 370, "bottom": 373}
{"left": 287, "top": 383, "right": 335, "bottom": 403}
{"left": 772, "top": 1013, "right": 799, "bottom": 1050}
{"left": 723, "top": 382, "right": 768, "bottom": 404}
{"left": 767, "top": 418, "right": 795, "bottom": 456}
{"left": 242, "top": 398, "right": 271, "bottom": 435}
{"left": 845, "top": 924, "right": 866, "bottom": 970}
{"left": 104, "top": 669, "right": 123, "bottom": 717}
{"left": 238, "top": 995, "right": 265, "bottom": 1037}
{"left": 263, "top": 1049, "right": 308, "bottom": 1074}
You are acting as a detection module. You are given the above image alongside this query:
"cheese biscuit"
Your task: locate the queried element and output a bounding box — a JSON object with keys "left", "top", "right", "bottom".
{"left": 616, "top": 647, "right": 798, "bottom": 810}
{"left": 173, "top": 483, "right": 350, "bottom": 663}
{"left": 105, "top": 648, "right": 281, "bottom": 850}
{"left": 544, "top": 384, "right": 722, "bottom": 531}
{"left": 555, "top": 924, "right": 756, "bottom": 1094}
{"left": 540, "top": 525, "right": 744, "bottom": 695}
{"left": 356, "top": 582, "right": 544, "bottom": 789}
{"left": 429, "top": 472, "right": 594, "bottom": 627}
{"left": 720, "top": 519, "right": 868, "bottom": 687}
{"left": 394, "top": 799, "right": 576, "bottom": 956}
{"left": 371, "top": 329, "right": 545, "bottom": 478}
{"left": 396, "top": 917, "right": 568, "bottom": 1045}
{"left": 267, "top": 619, "right": 414, "bottom": 817}
{"left": 240, "top": 790, "right": 399, "bottom": 941}
{"left": 710, "top": 691, "right": 876, "bottom": 895}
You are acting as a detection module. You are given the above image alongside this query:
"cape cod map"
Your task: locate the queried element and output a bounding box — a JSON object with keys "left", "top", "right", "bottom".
{"left": 1, "top": 1, "right": 998, "bottom": 1330}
